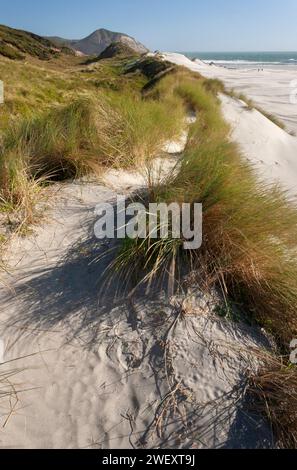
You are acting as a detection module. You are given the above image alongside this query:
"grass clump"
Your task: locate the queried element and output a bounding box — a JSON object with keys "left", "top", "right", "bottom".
{"left": 0, "top": 98, "right": 102, "bottom": 186}
{"left": 97, "top": 91, "right": 185, "bottom": 168}
{"left": 225, "top": 88, "right": 286, "bottom": 130}
{"left": 248, "top": 355, "right": 297, "bottom": 448}
{"left": 0, "top": 24, "right": 67, "bottom": 61}
{"left": 113, "top": 71, "right": 297, "bottom": 347}
{"left": 0, "top": 85, "right": 185, "bottom": 222}
{"left": 0, "top": 52, "right": 187, "bottom": 230}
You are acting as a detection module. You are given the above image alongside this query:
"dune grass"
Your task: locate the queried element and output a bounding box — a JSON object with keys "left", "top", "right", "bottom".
{"left": 0, "top": 97, "right": 102, "bottom": 226}
{"left": 202, "top": 77, "right": 287, "bottom": 130}
{"left": 97, "top": 91, "right": 184, "bottom": 168}
{"left": 248, "top": 354, "right": 297, "bottom": 448}
{"left": 0, "top": 53, "right": 148, "bottom": 132}
{"left": 113, "top": 71, "right": 297, "bottom": 347}
{"left": 112, "top": 71, "right": 297, "bottom": 446}
{"left": 0, "top": 67, "right": 185, "bottom": 226}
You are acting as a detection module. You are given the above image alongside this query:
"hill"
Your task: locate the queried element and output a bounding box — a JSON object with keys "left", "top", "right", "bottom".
{"left": 98, "top": 42, "right": 140, "bottom": 59}
{"left": 0, "top": 24, "right": 73, "bottom": 60}
{"left": 48, "top": 28, "right": 148, "bottom": 56}
{"left": 84, "top": 42, "right": 141, "bottom": 64}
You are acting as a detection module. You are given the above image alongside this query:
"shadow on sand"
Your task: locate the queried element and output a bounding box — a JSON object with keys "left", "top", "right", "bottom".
{"left": 0, "top": 196, "right": 274, "bottom": 449}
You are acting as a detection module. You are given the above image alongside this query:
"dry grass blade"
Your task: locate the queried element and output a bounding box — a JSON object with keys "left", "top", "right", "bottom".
{"left": 248, "top": 355, "right": 297, "bottom": 449}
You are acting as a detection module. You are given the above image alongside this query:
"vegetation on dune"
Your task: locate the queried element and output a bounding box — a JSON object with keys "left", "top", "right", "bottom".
{"left": 0, "top": 24, "right": 72, "bottom": 61}
{"left": 0, "top": 54, "right": 148, "bottom": 131}
{"left": 248, "top": 354, "right": 297, "bottom": 448}
{"left": 114, "top": 71, "right": 297, "bottom": 347}
{"left": 111, "top": 69, "right": 297, "bottom": 447}
{"left": 0, "top": 99, "right": 101, "bottom": 186}
{"left": 0, "top": 54, "right": 185, "bottom": 227}
{"left": 0, "top": 91, "right": 183, "bottom": 190}
{"left": 1, "top": 45, "right": 297, "bottom": 446}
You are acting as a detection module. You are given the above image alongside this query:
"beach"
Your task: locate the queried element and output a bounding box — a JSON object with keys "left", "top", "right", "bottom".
{"left": 162, "top": 53, "right": 297, "bottom": 197}
{"left": 163, "top": 53, "right": 297, "bottom": 136}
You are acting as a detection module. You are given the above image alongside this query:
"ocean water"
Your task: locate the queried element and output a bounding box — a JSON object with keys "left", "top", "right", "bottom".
{"left": 183, "top": 52, "right": 297, "bottom": 69}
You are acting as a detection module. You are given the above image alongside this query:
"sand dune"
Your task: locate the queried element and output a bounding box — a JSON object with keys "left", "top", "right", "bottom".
{"left": 163, "top": 53, "right": 297, "bottom": 198}
{"left": 0, "top": 175, "right": 272, "bottom": 449}
{"left": 0, "top": 58, "right": 284, "bottom": 449}
{"left": 163, "top": 53, "right": 297, "bottom": 135}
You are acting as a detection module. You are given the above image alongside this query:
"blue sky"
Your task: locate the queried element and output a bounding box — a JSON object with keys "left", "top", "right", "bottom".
{"left": 1, "top": 0, "right": 297, "bottom": 52}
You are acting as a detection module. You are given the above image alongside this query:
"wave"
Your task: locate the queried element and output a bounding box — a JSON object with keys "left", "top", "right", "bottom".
{"left": 202, "top": 60, "right": 283, "bottom": 65}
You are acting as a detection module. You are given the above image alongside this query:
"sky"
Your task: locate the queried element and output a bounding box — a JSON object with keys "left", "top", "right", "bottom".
{"left": 1, "top": 0, "right": 297, "bottom": 52}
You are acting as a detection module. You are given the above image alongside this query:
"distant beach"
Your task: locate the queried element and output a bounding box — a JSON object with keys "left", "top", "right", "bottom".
{"left": 163, "top": 52, "right": 297, "bottom": 197}
{"left": 171, "top": 52, "right": 297, "bottom": 136}
{"left": 182, "top": 51, "right": 297, "bottom": 69}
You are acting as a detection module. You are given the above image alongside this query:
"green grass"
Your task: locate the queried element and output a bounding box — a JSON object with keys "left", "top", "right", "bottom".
{"left": 113, "top": 71, "right": 297, "bottom": 347}
{"left": 0, "top": 42, "right": 24, "bottom": 60}
{"left": 0, "top": 98, "right": 103, "bottom": 185}
{"left": 0, "top": 55, "right": 186, "bottom": 226}
{"left": 0, "top": 24, "right": 70, "bottom": 61}
{"left": 0, "top": 88, "right": 184, "bottom": 183}
{"left": 126, "top": 56, "right": 175, "bottom": 80}
{"left": 1, "top": 39, "right": 297, "bottom": 446}
{"left": 0, "top": 54, "right": 148, "bottom": 132}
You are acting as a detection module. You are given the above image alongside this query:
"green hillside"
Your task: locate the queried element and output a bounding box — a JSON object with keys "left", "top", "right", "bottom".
{"left": 0, "top": 24, "right": 73, "bottom": 60}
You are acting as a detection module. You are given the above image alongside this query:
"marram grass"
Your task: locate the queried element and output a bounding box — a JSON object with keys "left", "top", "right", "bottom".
{"left": 114, "top": 72, "right": 297, "bottom": 347}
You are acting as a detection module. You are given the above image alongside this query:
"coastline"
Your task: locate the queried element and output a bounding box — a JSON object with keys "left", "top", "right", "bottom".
{"left": 167, "top": 53, "right": 297, "bottom": 136}
{"left": 162, "top": 52, "right": 297, "bottom": 197}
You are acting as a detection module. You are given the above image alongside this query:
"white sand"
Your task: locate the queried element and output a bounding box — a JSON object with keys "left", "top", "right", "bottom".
{"left": 0, "top": 174, "right": 272, "bottom": 449}
{"left": 163, "top": 53, "right": 297, "bottom": 136}
{"left": 163, "top": 53, "right": 297, "bottom": 198}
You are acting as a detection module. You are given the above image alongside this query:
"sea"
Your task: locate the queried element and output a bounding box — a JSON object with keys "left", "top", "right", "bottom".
{"left": 182, "top": 52, "right": 297, "bottom": 69}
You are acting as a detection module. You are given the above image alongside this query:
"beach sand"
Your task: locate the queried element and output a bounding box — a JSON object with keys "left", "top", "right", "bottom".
{"left": 163, "top": 53, "right": 297, "bottom": 136}
{"left": 163, "top": 53, "right": 297, "bottom": 198}
{"left": 0, "top": 177, "right": 272, "bottom": 449}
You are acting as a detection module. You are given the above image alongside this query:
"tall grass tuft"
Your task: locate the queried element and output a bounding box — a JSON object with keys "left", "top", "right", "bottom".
{"left": 248, "top": 355, "right": 297, "bottom": 448}
{"left": 113, "top": 71, "right": 297, "bottom": 346}
{"left": 95, "top": 91, "right": 185, "bottom": 168}
{"left": 0, "top": 88, "right": 185, "bottom": 225}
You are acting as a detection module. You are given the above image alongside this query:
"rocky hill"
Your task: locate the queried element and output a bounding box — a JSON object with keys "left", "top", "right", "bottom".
{"left": 48, "top": 28, "right": 148, "bottom": 56}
